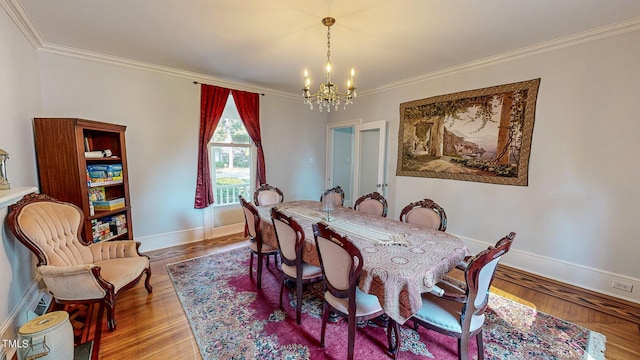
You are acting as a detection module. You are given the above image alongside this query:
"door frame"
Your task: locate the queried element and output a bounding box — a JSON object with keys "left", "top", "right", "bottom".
{"left": 326, "top": 120, "right": 360, "bottom": 206}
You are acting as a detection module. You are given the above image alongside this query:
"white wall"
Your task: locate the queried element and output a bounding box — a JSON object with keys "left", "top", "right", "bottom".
{"left": 0, "top": 7, "right": 42, "bottom": 358}
{"left": 260, "top": 94, "right": 327, "bottom": 201}
{"left": 36, "top": 52, "right": 327, "bottom": 251}
{"left": 329, "top": 29, "right": 640, "bottom": 302}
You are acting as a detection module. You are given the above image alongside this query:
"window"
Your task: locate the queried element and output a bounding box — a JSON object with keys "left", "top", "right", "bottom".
{"left": 209, "top": 95, "right": 254, "bottom": 206}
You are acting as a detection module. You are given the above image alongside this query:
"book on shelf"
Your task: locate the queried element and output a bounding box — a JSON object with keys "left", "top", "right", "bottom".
{"left": 91, "top": 214, "right": 127, "bottom": 242}
{"left": 88, "top": 176, "right": 123, "bottom": 187}
{"left": 88, "top": 187, "right": 106, "bottom": 202}
{"left": 92, "top": 197, "right": 125, "bottom": 211}
{"left": 87, "top": 164, "right": 122, "bottom": 178}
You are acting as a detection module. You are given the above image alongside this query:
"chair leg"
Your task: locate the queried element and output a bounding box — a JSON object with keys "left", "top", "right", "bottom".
{"left": 476, "top": 331, "right": 484, "bottom": 360}
{"left": 249, "top": 252, "right": 255, "bottom": 280}
{"left": 296, "top": 278, "right": 303, "bottom": 325}
{"left": 458, "top": 336, "right": 470, "bottom": 360}
{"left": 347, "top": 311, "right": 356, "bottom": 360}
{"left": 279, "top": 277, "right": 285, "bottom": 310}
{"left": 257, "top": 253, "right": 263, "bottom": 289}
{"left": 144, "top": 268, "right": 153, "bottom": 293}
{"left": 104, "top": 301, "right": 117, "bottom": 332}
{"left": 320, "top": 303, "right": 329, "bottom": 348}
{"left": 387, "top": 318, "right": 400, "bottom": 359}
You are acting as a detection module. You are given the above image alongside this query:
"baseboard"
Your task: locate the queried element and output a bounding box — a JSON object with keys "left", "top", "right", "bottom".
{"left": 137, "top": 223, "right": 245, "bottom": 253}
{"left": 0, "top": 281, "right": 42, "bottom": 360}
{"left": 495, "top": 264, "right": 640, "bottom": 324}
{"left": 458, "top": 233, "right": 640, "bottom": 304}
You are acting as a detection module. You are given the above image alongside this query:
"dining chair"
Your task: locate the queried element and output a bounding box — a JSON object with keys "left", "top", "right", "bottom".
{"left": 410, "top": 232, "right": 516, "bottom": 360}
{"left": 312, "top": 222, "right": 400, "bottom": 360}
{"left": 6, "top": 193, "right": 152, "bottom": 331}
{"left": 254, "top": 183, "right": 284, "bottom": 206}
{"left": 239, "top": 195, "right": 279, "bottom": 289}
{"left": 271, "top": 207, "right": 323, "bottom": 324}
{"left": 399, "top": 198, "right": 448, "bottom": 231}
{"left": 353, "top": 191, "right": 388, "bottom": 217}
{"left": 320, "top": 186, "right": 345, "bottom": 207}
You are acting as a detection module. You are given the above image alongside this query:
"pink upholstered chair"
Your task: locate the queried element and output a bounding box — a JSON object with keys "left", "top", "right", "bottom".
{"left": 411, "top": 232, "right": 515, "bottom": 360}
{"left": 254, "top": 183, "right": 284, "bottom": 206}
{"left": 239, "top": 195, "right": 279, "bottom": 289}
{"left": 6, "top": 193, "right": 152, "bottom": 331}
{"left": 399, "top": 198, "right": 448, "bottom": 231}
{"left": 320, "top": 186, "right": 345, "bottom": 207}
{"left": 353, "top": 192, "right": 388, "bottom": 217}
{"left": 271, "top": 207, "right": 323, "bottom": 324}
{"left": 313, "top": 222, "right": 400, "bottom": 360}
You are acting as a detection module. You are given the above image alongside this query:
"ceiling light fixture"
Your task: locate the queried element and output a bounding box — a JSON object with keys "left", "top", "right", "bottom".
{"left": 302, "top": 17, "right": 356, "bottom": 112}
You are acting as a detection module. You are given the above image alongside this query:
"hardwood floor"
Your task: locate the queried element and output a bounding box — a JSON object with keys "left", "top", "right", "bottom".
{"left": 97, "top": 234, "right": 640, "bottom": 360}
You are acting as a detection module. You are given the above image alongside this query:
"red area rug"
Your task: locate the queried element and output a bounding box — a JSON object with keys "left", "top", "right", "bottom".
{"left": 167, "top": 247, "right": 605, "bottom": 359}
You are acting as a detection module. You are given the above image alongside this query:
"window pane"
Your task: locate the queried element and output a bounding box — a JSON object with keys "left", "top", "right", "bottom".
{"left": 212, "top": 95, "right": 250, "bottom": 144}
{"left": 211, "top": 145, "right": 251, "bottom": 205}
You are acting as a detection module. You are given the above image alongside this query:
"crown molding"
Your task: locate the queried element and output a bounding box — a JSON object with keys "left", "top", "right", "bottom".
{"left": 4, "top": 0, "right": 640, "bottom": 99}
{"left": 1, "top": 0, "right": 44, "bottom": 48}
{"left": 361, "top": 16, "right": 640, "bottom": 96}
{"left": 38, "top": 43, "right": 296, "bottom": 98}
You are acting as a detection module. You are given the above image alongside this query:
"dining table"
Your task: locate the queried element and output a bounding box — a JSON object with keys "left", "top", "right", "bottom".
{"left": 256, "top": 200, "right": 470, "bottom": 325}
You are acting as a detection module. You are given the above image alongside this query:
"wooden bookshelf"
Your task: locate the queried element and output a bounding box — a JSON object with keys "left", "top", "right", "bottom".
{"left": 33, "top": 118, "right": 133, "bottom": 243}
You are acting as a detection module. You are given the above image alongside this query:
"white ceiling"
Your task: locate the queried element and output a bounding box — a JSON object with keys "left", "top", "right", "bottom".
{"left": 11, "top": 0, "right": 640, "bottom": 95}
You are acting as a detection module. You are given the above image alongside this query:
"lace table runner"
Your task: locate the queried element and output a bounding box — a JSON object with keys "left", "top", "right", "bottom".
{"left": 279, "top": 204, "right": 410, "bottom": 246}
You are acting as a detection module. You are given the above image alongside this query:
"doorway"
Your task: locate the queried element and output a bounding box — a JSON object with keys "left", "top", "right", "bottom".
{"left": 326, "top": 120, "right": 387, "bottom": 207}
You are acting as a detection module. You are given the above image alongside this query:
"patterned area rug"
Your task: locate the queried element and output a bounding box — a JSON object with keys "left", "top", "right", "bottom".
{"left": 167, "top": 247, "right": 606, "bottom": 360}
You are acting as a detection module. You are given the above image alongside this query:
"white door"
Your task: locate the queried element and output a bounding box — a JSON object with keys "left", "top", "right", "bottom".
{"left": 326, "top": 121, "right": 357, "bottom": 206}
{"left": 326, "top": 120, "right": 387, "bottom": 207}
{"left": 353, "top": 120, "right": 387, "bottom": 199}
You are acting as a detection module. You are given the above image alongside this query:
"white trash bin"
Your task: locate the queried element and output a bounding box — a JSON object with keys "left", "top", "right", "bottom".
{"left": 17, "top": 311, "right": 73, "bottom": 360}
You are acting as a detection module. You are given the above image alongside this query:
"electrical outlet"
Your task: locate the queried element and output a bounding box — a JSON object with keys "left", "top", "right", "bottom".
{"left": 612, "top": 280, "right": 634, "bottom": 293}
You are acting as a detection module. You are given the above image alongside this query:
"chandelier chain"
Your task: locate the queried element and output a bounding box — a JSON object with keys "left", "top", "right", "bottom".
{"left": 326, "top": 25, "right": 331, "bottom": 65}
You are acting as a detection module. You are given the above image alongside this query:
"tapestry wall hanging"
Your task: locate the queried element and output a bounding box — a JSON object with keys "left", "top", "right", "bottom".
{"left": 397, "top": 78, "right": 540, "bottom": 186}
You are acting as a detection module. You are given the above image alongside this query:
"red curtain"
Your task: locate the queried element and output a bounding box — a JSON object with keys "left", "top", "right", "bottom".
{"left": 232, "top": 89, "right": 266, "bottom": 188}
{"left": 194, "top": 85, "right": 230, "bottom": 209}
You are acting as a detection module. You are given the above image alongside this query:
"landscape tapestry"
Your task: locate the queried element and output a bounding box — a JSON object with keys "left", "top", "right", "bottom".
{"left": 397, "top": 78, "right": 540, "bottom": 186}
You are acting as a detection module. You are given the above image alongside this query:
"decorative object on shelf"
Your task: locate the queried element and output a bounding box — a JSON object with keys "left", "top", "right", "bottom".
{"left": 397, "top": 78, "right": 541, "bottom": 186}
{"left": 84, "top": 149, "right": 112, "bottom": 158}
{"left": 302, "top": 17, "right": 356, "bottom": 112}
{"left": 0, "top": 148, "right": 9, "bottom": 190}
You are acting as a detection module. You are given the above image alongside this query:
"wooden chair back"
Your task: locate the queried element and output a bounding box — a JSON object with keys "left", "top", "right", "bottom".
{"left": 320, "top": 186, "right": 345, "bottom": 207}
{"left": 271, "top": 207, "right": 305, "bottom": 268}
{"left": 254, "top": 183, "right": 284, "bottom": 206}
{"left": 399, "top": 198, "right": 448, "bottom": 231}
{"left": 353, "top": 192, "right": 388, "bottom": 217}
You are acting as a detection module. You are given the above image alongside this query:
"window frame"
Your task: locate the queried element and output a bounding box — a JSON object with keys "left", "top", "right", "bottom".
{"left": 209, "top": 138, "right": 256, "bottom": 207}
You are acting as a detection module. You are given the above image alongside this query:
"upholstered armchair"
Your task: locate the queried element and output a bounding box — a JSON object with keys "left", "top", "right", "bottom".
{"left": 6, "top": 193, "right": 152, "bottom": 331}
{"left": 411, "top": 232, "right": 515, "bottom": 360}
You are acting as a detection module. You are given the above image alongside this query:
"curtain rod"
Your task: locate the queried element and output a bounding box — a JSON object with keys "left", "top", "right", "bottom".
{"left": 192, "top": 81, "right": 265, "bottom": 96}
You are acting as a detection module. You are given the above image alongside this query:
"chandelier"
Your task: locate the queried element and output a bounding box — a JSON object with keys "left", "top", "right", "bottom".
{"left": 302, "top": 17, "right": 356, "bottom": 112}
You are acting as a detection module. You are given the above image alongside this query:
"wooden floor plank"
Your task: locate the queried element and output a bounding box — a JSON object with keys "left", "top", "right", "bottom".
{"left": 95, "top": 234, "right": 640, "bottom": 360}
